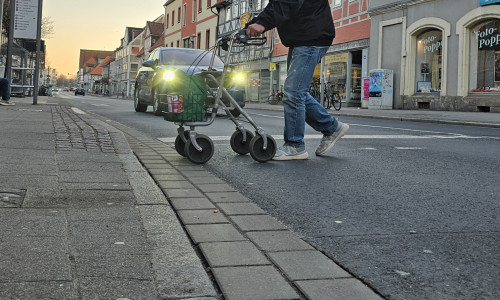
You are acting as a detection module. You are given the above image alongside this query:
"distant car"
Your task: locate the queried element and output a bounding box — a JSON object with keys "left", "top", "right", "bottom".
{"left": 134, "top": 47, "right": 245, "bottom": 116}
{"left": 75, "top": 88, "right": 85, "bottom": 96}
{"left": 63, "top": 87, "right": 69, "bottom": 92}
{"left": 69, "top": 87, "right": 76, "bottom": 91}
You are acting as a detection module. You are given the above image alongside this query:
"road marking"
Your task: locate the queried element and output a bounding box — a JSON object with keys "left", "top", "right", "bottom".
{"left": 252, "top": 113, "right": 284, "bottom": 119}
{"left": 395, "top": 147, "right": 426, "bottom": 150}
{"left": 247, "top": 116, "right": 500, "bottom": 140}
{"left": 71, "top": 107, "right": 86, "bottom": 114}
{"left": 158, "top": 134, "right": 461, "bottom": 143}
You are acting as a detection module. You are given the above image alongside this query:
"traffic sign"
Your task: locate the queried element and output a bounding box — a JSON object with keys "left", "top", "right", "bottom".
{"left": 13, "top": 0, "right": 39, "bottom": 39}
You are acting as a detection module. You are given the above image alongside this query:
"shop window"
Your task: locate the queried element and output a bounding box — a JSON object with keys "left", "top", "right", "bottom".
{"left": 323, "top": 52, "right": 348, "bottom": 99}
{"left": 469, "top": 19, "right": 500, "bottom": 93}
{"left": 415, "top": 29, "right": 442, "bottom": 93}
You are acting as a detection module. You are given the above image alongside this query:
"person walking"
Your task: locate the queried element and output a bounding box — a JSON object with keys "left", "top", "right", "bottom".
{"left": 246, "top": 0, "right": 349, "bottom": 160}
{"left": 0, "top": 78, "right": 14, "bottom": 106}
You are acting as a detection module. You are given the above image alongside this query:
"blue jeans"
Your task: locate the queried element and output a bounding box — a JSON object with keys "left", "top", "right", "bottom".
{"left": 282, "top": 46, "right": 337, "bottom": 148}
{"left": 0, "top": 78, "right": 10, "bottom": 100}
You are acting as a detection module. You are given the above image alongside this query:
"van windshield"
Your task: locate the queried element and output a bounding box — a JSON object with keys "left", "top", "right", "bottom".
{"left": 160, "top": 49, "right": 224, "bottom": 68}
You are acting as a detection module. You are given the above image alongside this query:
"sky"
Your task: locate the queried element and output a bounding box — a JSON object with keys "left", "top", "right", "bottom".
{"left": 42, "top": 0, "right": 167, "bottom": 78}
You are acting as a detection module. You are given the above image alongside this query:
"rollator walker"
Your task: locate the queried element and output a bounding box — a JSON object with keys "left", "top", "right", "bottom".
{"left": 163, "top": 29, "right": 277, "bottom": 164}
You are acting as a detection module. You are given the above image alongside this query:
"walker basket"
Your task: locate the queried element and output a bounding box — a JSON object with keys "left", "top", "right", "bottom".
{"left": 163, "top": 72, "right": 210, "bottom": 123}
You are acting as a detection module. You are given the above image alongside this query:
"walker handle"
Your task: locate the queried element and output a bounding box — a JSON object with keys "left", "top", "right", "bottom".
{"left": 234, "top": 29, "right": 267, "bottom": 46}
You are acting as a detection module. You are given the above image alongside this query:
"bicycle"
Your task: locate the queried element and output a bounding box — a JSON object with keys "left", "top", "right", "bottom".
{"left": 267, "top": 88, "right": 284, "bottom": 105}
{"left": 323, "top": 83, "right": 342, "bottom": 111}
{"left": 309, "top": 81, "right": 321, "bottom": 101}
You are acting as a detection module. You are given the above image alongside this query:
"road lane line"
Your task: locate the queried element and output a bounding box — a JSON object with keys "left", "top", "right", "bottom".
{"left": 71, "top": 107, "right": 86, "bottom": 115}
{"left": 158, "top": 134, "right": 458, "bottom": 143}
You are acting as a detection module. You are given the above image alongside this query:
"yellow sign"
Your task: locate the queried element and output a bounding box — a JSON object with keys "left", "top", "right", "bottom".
{"left": 269, "top": 62, "right": 276, "bottom": 71}
{"left": 325, "top": 52, "right": 349, "bottom": 64}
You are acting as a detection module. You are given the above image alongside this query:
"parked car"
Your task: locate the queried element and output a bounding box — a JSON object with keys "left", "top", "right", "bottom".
{"left": 75, "top": 88, "right": 85, "bottom": 96}
{"left": 134, "top": 47, "right": 245, "bottom": 116}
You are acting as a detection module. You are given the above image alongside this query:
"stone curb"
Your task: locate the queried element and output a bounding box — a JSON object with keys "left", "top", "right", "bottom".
{"left": 95, "top": 116, "right": 384, "bottom": 300}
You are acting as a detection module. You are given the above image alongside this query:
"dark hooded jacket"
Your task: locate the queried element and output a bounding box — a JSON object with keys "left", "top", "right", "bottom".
{"left": 246, "top": 0, "right": 335, "bottom": 48}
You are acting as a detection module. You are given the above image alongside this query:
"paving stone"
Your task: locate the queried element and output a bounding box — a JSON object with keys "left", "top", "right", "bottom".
{"left": 229, "top": 214, "right": 287, "bottom": 231}
{"left": 217, "top": 202, "right": 267, "bottom": 215}
{"left": 148, "top": 168, "right": 181, "bottom": 175}
{"left": 0, "top": 236, "right": 71, "bottom": 282}
{"left": 0, "top": 281, "right": 73, "bottom": 299}
{"left": 153, "top": 174, "right": 186, "bottom": 181}
{"left": 74, "top": 254, "right": 154, "bottom": 279}
{"left": 268, "top": 251, "right": 351, "bottom": 280}
{"left": 295, "top": 278, "right": 384, "bottom": 300}
{"left": 79, "top": 277, "right": 157, "bottom": 300}
{"left": 196, "top": 183, "right": 236, "bottom": 193}
{"left": 175, "top": 165, "right": 206, "bottom": 171}
{"left": 23, "top": 189, "right": 134, "bottom": 208}
{"left": 199, "top": 241, "right": 270, "bottom": 267}
{"left": 170, "top": 197, "right": 216, "bottom": 210}
{"left": 156, "top": 180, "right": 196, "bottom": 189}
{"left": 178, "top": 209, "right": 230, "bottom": 224}
{"left": 205, "top": 192, "right": 251, "bottom": 203}
{"left": 0, "top": 209, "right": 66, "bottom": 236}
{"left": 189, "top": 177, "right": 225, "bottom": 184}
{"left": 185, "top": 224, "right": 247, "bottom": 244}
{"left": 247, "top": 231, "right": 314, "bottom": 251}
{"left": 163, "top": 188, "right": 204, "bottom": 198}
{"left": 212, "top": 266, "right": 300, "bottom": 300}
{"left": 58, "top": 182, "right": 131, "bottom": 190}
{"left": 179, "top": 170, "right": 213, "bottom": 177}
{"left": 142, "top": 162, "right": 171, "bottom": 169}
{"left": 138, "top": 159, "right": 167, "bottom": 164}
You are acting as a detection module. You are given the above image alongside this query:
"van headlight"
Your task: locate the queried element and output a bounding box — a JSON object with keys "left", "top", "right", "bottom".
{"left": 232, "top": 72, "right": 244, "bottom": 83}
{"left": 163, "top": 70, "right": 175, "bottom": 81}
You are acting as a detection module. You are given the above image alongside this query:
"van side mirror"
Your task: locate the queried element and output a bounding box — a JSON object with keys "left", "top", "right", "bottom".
{"left": 142, "top": 60, "right": 157, "bottom": 68}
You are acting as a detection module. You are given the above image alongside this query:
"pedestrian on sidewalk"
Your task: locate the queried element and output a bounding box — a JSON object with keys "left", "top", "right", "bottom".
{"left": 0, "top": 78, "right": 15, "bottom": 106}
{"left": 246, "top": 0, "right": 349, "bottom": 160}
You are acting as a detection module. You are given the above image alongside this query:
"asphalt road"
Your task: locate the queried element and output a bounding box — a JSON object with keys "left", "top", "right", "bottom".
{"left": 58, "top": 92, "right": 500, "bottom": 300}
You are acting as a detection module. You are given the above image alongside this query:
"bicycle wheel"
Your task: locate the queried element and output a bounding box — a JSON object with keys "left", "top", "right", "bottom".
{"left": 268, "top": 94, "right": 278, "bottom": 105}
{"left": 332, "top": 93, "right": 342, "bottom": 111}
{"left": 322, "top": 93, "right": 331, "bottom": 109}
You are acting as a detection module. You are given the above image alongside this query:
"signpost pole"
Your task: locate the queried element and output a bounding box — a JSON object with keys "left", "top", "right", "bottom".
{"left": 6, "top": 0, "right": 16, "bottom": 82}
{"left": 33, "top": 0, "right": 43, "bottom": 105}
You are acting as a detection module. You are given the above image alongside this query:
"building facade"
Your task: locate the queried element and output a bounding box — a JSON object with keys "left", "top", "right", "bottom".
{"left": 113, "top": 27, "right": 142, "bottom": 98}
{"left": 163, "top": 0, "right": 218, "bottom": 50}
{"left": 77, "top": 50, "right": 114, "bottom": 92}
{"left": 214, "top": 0, "right": 371, "bottom": 105}
{"left": 369, "top": 0, "right": 500, "bottom": 112}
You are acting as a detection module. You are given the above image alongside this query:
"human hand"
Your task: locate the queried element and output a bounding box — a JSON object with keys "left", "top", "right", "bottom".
{"left": 246, "top": 24, "right": 265, "bottom": 37}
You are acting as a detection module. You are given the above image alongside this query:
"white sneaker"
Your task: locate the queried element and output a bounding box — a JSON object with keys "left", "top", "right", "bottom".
{"left": 315, "top": 121, "right": 349, "bottom": 156}
{"left": 273, "top": 145, "right": 309, "bottom": 161}
{"left": 0, "top": 100, "right": 15, "bottom": 106}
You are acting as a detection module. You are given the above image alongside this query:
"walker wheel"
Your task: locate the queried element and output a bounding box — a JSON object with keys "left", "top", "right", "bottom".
{"left": 230, "top": 129, "right": 254, "bottom": 155}
{"left": 174, "top": 131, "right": 190, "bottom": 157}
{"left": 249, "top": 135, "right": 277, "bottom": 163}
{"left": 185, "top": 134, "right": 214, "bottom": 164}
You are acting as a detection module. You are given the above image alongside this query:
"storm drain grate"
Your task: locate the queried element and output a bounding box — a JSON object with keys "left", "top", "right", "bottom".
{"left": 0, "top": 189, "right": 26, "bottom": 208}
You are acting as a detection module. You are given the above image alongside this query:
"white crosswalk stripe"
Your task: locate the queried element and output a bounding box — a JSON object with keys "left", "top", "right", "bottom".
{"left": 157, "top": 134, "right": 480, "bottom": 143}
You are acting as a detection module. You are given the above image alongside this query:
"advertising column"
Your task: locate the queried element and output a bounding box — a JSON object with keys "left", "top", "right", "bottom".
{"left": 369, "top": 69, "right": 394, "bottom": 109}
